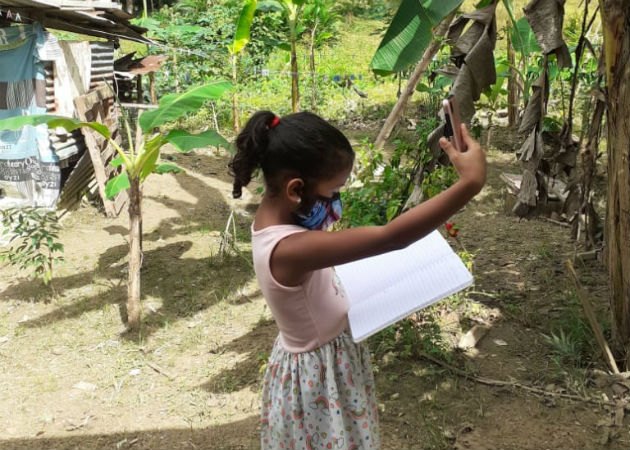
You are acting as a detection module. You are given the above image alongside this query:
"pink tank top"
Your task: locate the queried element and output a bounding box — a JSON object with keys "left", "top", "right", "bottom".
{"left": 251, "top": 224, "right": 349, "bottom": 353}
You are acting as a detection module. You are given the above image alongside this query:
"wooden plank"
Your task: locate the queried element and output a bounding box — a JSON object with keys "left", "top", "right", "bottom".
{"left": 74, "top": 84, "right": 127, "bottom": 217}
{"left": 57, "top": 148, "right": 95, "bottom": 214}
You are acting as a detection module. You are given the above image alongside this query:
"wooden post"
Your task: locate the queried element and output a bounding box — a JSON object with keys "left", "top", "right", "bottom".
{"left": 148, "top": 72, "right": 157, "bottom": 104}
{"left": 136, "top": 75, "right": 143, "bottom": 103}
{"left": 373, "top": 12, "right": 456, "bottom": 151}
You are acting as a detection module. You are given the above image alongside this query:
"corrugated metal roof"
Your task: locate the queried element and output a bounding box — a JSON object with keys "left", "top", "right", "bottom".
{"left": 0, "top": 0, "right": 153, "bottom": 43}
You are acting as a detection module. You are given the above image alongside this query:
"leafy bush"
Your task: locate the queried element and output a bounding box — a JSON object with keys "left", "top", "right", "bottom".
{"left": 0, "top": 207, "right": 64, "bottom": 286}
{"left": 340, "top": 118, "right": 436, "bottom": 228}
{"left": 421, "top": 165, "right": 458, "bottom": 199}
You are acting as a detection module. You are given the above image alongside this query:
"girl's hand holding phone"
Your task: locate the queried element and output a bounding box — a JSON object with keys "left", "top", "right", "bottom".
{"left": 439, "top": 124, "right": 486, "bottom": 194}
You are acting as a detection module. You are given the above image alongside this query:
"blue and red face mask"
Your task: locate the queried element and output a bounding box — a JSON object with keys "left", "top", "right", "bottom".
{"left": 296, "top": 192, "right": 342, "bottom": 230}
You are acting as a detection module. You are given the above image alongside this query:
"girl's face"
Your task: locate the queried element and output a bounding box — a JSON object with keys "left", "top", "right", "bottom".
{"left": 315, "top": 166, "right": 352, "bottom": 199}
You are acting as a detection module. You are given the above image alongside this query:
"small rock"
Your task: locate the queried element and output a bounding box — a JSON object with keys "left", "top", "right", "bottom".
{"left": 0, "top": 336, "right": 9, "bottom": 344}
{"left": 51, "top": 347, "right": 64, "bottom": 356}
{"left": 493, "top": 339, "right": 508, "bottom": 346}
{"left": 129, "top": 368, "right": 141, "bottom": 376}
{"left": 72, "top": 381, "right": 97, "bottom": 392}
{"left": 378, "top": 403, "right": 386, "bottom": 413}
{"left": 390, "top": 393, "right": 400, "bottom": 400}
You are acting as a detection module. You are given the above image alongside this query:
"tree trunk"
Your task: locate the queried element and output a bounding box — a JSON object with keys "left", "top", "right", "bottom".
{"left": 290, "top": 36, "right": 300, "bottom": 113}
{"left": 125, "top": 0, "right": 133, "bottom": 14}
{"left": 373, "top": 12, "right": 455, "bottom": 151}
{"left": 127, "top": 177, "right": 142, "bottom": 332}
{"left": 232, "top": 53, "right": 240, "bottom": 134}
{"left": 309, "top": 19, "right": 318, "bottom": 112}
{"left": 172, "top": 50, "right": 179, "bottom": 93}
{"left": 506, "top": 20, "right": 519, "bottom": 127}
{"left": 601, "top": 0, "right": 630, "bottom": 368}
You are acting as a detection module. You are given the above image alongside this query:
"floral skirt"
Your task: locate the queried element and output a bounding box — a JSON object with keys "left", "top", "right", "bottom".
{"left": 261, "top": 331, "right": 379, "bottom": 450}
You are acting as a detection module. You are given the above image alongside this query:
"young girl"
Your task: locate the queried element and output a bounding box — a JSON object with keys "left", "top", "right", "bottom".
{"left": 229, "top": 110, "right": 486, "bottom": 450}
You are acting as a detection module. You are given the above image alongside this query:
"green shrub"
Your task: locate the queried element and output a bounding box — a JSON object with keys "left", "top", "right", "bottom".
{"left": 0, "top": 207, "right": 64, "bottom": 287}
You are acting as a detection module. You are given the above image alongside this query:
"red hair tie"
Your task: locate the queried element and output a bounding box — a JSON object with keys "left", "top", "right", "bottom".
{"left": 270, "top": 116, "right": 280, "bottom": 128}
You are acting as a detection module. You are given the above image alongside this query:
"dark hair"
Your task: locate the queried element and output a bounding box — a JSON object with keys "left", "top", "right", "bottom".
{"left": 229, "top": 111, "right": 354, "bottom": 202}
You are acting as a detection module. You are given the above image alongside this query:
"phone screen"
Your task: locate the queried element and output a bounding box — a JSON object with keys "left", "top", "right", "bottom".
{"left": 442, "top": 96, "right": 465, "bottom": 151}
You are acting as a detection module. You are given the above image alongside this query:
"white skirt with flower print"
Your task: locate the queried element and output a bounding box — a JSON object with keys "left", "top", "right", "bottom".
{"left": 261, "top": 331, "right": 379, "bottom": 450}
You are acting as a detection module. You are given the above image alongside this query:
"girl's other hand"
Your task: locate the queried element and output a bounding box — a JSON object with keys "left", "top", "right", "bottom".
{"left": 439, "top": 123, "right": 486, "bottom": 194}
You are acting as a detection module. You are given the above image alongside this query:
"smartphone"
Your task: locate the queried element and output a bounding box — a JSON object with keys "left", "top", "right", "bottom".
{"left": 442, "top": 95, "right": 466, "bottom": 152}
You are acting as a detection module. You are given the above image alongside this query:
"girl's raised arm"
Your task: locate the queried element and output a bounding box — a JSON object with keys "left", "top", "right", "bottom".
{"left": 271, "top": 124, "right": 486, "bottom": 286}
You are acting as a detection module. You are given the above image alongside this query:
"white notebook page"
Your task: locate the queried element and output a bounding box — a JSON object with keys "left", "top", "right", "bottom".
{"left": 334, "top": 230, "right": 473, "bottom": 342}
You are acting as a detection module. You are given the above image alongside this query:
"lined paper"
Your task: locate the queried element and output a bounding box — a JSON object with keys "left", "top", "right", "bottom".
{"left": 335, "top": 230, "right": 473, "bottom": 342}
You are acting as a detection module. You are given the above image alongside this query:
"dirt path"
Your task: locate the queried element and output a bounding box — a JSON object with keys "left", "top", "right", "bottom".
{"left": 0, "top": 139, "right": 628, "bottom": 449}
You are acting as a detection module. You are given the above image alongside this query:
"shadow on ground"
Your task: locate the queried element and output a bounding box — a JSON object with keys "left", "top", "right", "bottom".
{"left": 0, "top": 416, "right": 259, "bottom": 450}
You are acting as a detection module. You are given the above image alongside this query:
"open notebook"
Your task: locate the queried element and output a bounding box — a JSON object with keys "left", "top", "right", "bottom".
{"left": 334, "top": 230, "right": 473, "bottom": 342}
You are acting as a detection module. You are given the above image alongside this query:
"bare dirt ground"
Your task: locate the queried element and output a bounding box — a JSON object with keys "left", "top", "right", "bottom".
{"left": 0, "top": 129, "right": 628, "bottom": 450}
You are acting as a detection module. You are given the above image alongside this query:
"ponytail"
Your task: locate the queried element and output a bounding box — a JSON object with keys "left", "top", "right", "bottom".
{"left": 229, "top": 110, "right": 277, "bottom": 198}
{"left": 229, "top": 110, "right": 354, "bottom": 200}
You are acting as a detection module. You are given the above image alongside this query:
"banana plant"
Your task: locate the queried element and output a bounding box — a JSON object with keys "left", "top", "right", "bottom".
{"left": 302, "top": 0, "right": 339, "bottom": 111}
{"left": 258, "top": 0, "right": 307, "bottom": 112}
{"left": 229, "top": 0, "right": 258, "bottom": 133}
{"left": 0, "top": 81, "right": 231, "bottom": 332}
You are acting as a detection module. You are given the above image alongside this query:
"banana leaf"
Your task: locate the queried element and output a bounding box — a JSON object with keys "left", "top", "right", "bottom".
{"left": 510, "top": 18, "right": 541, "bottom": 55}
{"left": 0, "top": 115, "right": 110, "bottom": 139}
{"left": 230, "top": 0, "right": 258, "bottom": 55}
{"left": 139, "top": 82, "right": 232, "bottom": 132}
{"left": 164, "top": 129, "right": 230, "bottom": 152}
{"left": 105, "top": 172, "right": 130, "bottom": 199}
{"left": 370, "top": 0, "right": 463, "bottom": 75}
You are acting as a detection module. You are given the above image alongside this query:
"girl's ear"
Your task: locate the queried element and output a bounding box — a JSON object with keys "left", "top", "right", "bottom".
{"left": 285, "top": 178, "right": 304, "bottom": 206}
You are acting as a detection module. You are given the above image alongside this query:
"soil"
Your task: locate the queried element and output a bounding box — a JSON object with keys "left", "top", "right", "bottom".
{"left": 0, "top": 128, "right": 628, "bottom": 450}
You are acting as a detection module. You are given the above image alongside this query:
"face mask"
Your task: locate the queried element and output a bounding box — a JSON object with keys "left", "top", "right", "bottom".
{"left": 296, "top": 192, "right": 342, "bottom": 230}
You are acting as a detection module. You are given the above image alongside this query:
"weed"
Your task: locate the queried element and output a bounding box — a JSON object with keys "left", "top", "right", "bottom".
{"left": 0, "top": 207, "right": 64, "bottom": 289}
{"left": 543, "top": 329, "right": 582, "bottom": 366}
{"left": 257, "top": 352, "right": 270, "bottom": 374}
{"left": 544, "top": 292, "right": 597, "bottom": 371}
{"left": 537, "top": 244, "right": 559, "bottom": 261}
